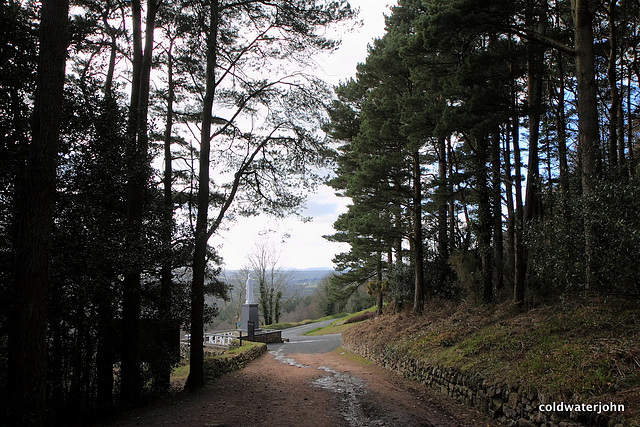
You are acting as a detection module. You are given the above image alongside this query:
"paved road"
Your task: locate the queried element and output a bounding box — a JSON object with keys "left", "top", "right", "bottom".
{"left": 267, "top": 319, "right": 341, "bottom": 354}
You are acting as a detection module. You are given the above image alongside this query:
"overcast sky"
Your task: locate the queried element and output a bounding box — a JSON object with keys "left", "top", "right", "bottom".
{"left": 215, "top": 0, "right": 397, "bottom": 271}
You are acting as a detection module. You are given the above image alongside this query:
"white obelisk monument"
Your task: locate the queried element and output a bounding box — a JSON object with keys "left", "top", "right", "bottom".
{"left": 240, "top": 275, "right": 259, "bottom": 335}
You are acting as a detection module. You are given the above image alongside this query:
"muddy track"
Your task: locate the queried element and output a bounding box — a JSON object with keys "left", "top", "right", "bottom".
{"left": 103, "top": 349, "right": 500, "bottom": 427}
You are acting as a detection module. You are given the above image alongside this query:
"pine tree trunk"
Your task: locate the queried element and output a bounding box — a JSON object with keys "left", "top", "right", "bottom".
{"left": 475, "top": 136, "right": 493, "bottom": 303}
{"left": 512, "top": 94, "right": 525, "bottom": 305}
{"left": 155, "top": 38, "right": 176, "bottom": 393}
{"left": 412, "top": 149, "right": 424, "bottom": 313}
{"left": 104, "top": 31, "right": 117, "bottom": 97}
{"left": 617, "top": 93, "right": 625, "bottom": 170}
{"left": 572, "top": 0, "right": 600, "bottom": 190}
{"left": 395, "top": 213, "right": 404, "bottom": 267}
{"left": 376, "top": 252, "right": 383, "bottom": 315}
{"left": 524, "top": 29, "right": 544, "bottom": 225}
{"left": 121, "top": 0, "right": 159, "bottom": 406}
{"left": 437, "top": 137, "right": 449, "bottom": 288}
{"left": 606, "top": 1, "right": 619, "bottom": 172}
{"left": 96, "top": 298, "right": 115, "bottom": 415}
{"left": 121, "top": 0, "right": 144, "bottom": 406}
{"left": 572, "top": 0, "right": 600, "bottom": 290}
{"left": 503, "top": 129, "right": 515, "bottom": 290}
{"left": 8, "top": 0, "right": 68, "bottom": 423}
{"left": 187, "top": 0, "right": 219, "bottom": 391}
{"left": 492, "top": 132, "right": 504, "bottom": 292}
{"left": 556, "top": 50, "right": 569, "bottom": 197}
{"left": 447, "top": 140, "right": 457, "bottom": 251}
{"left": 628, "top": 65, "right": 635, "bottom": 176}
{"left": 48, "top": 307, "right": 64, "bottom": 419}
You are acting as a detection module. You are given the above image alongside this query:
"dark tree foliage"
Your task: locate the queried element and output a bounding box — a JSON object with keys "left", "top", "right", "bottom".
{"left": 1, "top": 0, "right": 356, "bottom": 423}
{"left": 0, "top": 3, "right": 38, "bottom": 383}
{"left": 325, "top": 0, "right": 640, "bottom": 312}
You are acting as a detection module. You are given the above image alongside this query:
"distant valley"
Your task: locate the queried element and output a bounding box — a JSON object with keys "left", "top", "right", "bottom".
{"left": 222, "top": 268, "right": 334, "bottom": 296}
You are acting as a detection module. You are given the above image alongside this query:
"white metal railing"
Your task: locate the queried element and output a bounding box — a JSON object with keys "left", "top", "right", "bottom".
{"left": 183, "top": 330, "right": 240, "bottom": 347}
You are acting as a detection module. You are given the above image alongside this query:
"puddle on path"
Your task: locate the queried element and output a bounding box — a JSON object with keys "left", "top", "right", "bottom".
{"left": 270, "top": 351, "right": 385, "bottom": 426}
{"left": 312, "top": 366, "right": 378, "bottom": 427}
{"left": 269, "top": 349, "right": 309, "bottom": 368}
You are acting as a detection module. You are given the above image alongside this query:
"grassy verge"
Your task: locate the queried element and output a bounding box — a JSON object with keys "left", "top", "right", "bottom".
{"left": 304, "top": 306, "right": 378, "bottom": 336}
{"left": 170, "top": 341, "right": 265, "bottom": 388}
{"left": 170, "top": 363, "right": 190, "bottom": 384}
{"left": 332, "top": 346, "right": 373, "bottom": 366}
{"left": 344, "top": 297, "right": 640, "bottom": 424}
{"left": 215, "top": 340, "right": 264, "bottom": 357}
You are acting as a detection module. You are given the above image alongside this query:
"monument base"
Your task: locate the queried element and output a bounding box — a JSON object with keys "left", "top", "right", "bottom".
{"left": 242, "top": 329, "right": 282, "bottom": 344}
{"left": 240, "top": 303, "right": 259, "bottom": 334}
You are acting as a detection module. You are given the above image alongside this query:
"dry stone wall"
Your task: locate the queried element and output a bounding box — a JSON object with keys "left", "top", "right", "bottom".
{"left": 204, "top": 343, "right": 267, "bottom": 382}
{"left": 342, "top": 334, "right": 620, "bottom": 427}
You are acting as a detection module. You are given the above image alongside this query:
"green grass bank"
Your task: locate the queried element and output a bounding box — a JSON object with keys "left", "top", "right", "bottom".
{"left": 341, "top": 298, "right": 640, "bottom": 426}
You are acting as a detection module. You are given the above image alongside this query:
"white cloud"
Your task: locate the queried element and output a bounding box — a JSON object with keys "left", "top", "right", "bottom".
{"left": 214, "top": 184, "right": 350, "bottom": 270}
{"left": 314, "top": 0, "right": 396, "bottom": 85}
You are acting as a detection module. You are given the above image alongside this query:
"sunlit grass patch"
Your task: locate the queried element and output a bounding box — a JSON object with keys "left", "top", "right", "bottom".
{"left": 332, "top": 347, "right": 373, "bottom": 365}
{"left": 304, "top": 306, "right": 378, "bottom": 336}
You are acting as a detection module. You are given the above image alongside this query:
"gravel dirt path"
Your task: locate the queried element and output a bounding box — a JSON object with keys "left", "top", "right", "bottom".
{"left": 103, "top": 348, "right": 500, "bottom": 427}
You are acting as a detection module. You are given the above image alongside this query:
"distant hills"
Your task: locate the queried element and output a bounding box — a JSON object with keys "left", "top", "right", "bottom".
{"left": 222, "top": 268, "right": 334, "bottom": 296}
{"left": 285, "top": 268, "right": 334, "bottom": 296}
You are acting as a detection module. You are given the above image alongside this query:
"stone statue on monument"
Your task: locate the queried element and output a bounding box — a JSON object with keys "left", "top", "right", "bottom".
{"left": 245, "top": 274, "right": 256, "bottom": 304}
{"left": 241, "top": 274, "right": 259, "bottom": 334}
